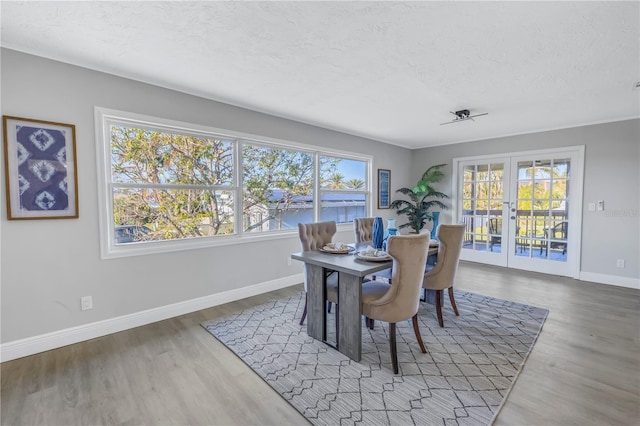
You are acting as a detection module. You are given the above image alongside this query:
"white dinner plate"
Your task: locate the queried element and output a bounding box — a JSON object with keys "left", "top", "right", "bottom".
{"left": 354, "top": 251, "right": 391, "bottom": 261}
{"left": 320, "top": 245, "right": 355, "bottom": 254}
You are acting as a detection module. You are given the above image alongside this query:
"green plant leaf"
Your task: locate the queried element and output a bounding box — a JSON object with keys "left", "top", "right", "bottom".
{"left": 389, "top": 164, "right": 449, "bottom": 232}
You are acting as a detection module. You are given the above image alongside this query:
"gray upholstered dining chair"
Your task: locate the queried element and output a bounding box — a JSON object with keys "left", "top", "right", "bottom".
{"left": 422, "top": 224, "right": 465, "bottom": 328}
{"left": 298, "top": 221, "right": 339, "bottom": 327}
{"left": 353, "top": 217, "right": 375, "bottom": 244}
{"left": 361, "top": 234, "right": 430, "bottom": 374}
{"left": 354, "top": 217, "right": 392, "bottom": 282}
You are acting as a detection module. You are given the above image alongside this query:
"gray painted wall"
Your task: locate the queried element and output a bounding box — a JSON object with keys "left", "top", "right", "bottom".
{"left": 410, "top": 120, "right": 640, "bottom": 280}
{"left": 0, "top": 49, "right": 411, "bottom": 343}
{"left": 1, "top": 49, "right": 638, "bottom": 346}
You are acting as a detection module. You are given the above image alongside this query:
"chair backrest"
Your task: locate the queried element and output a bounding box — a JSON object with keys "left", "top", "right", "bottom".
{"left": 366, "top": 234, "right": 430, "bottom": 323}
{"left": 353, "top": 217, "right": 374, "bottom": 244}
{"left": 553, "top": 221, "right": 568, "bottom": 239}
{"left": 422, "top": 224, "right": 465, "bottom": 291}
{"left": 543, "top": 221, "right": 568, "bottom": 239}
{"left": 298, "top": 221, "right": 337, "bottom": 292}
{"left": 298, "top": 221, "right": 337, "bottom": 251}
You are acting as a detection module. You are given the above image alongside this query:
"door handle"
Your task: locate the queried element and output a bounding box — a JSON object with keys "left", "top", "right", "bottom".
{"left": 503, "top": 201, "right": 516, "bottom": 213}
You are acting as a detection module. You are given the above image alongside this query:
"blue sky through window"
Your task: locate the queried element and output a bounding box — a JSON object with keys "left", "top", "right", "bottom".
{"left": 325, "top": 157, "right": 366, "bottom": 181}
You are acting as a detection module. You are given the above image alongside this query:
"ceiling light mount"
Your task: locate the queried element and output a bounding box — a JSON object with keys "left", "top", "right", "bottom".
{"left": 455, "top": 109, "right": 471, "bottom": 119}
{"left": 440, "top": 109, "right": 489, "bottom": 125}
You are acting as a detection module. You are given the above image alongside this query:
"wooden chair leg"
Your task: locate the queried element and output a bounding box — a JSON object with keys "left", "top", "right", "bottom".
{"left": 448, "top": 287, "right": 459, "bottom": 316}
{"left": 412, "top": 314, "right": 427, "bottom": 353}
{"left": 435, "top": 290, "right": 444, "bottom": 327}
{"left": 390, "top": 323, "right": 398, "bottom": 374}
{"left": 300, "top": 297, "right": 307, "bottom": 325}
{"left": 364, "top": 317, "right": 373, "bottom": 329}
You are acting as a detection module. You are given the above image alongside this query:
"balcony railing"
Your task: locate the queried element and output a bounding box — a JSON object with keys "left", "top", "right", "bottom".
{"left": 461, "top": 209, "right": 567, "bottom": 242}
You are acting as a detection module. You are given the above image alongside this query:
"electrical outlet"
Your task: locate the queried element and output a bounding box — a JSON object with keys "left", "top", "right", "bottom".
{"left": 81, "top": 296, "right": 93, "bottom": 311}
{"left": 616, "top": 259, "right": 625, "bottom": 268}
{"left": 587, "top": 202, "right": 596, "bottom": 211}
{"left": 597, "top": 200, "right": 605, "bottom": 211}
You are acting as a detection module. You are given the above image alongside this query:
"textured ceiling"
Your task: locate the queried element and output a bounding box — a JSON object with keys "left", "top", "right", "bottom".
{"left": 1, "top": 1, "right": 639, "bottom": 148}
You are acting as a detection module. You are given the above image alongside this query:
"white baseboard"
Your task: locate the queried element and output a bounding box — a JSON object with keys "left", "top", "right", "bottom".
{"left": 579, "top": 271, "right": 640, "bottom": 290}
{"left": 1, "top": 273, "right": 303, "bottom": 363}
{"left": 3, "top": 269, "right": 635, "bottom": 363}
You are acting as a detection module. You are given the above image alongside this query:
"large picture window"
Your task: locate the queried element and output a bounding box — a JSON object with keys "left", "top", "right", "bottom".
{"left": 110, "top": 125, "right": 235, "bottom": 242}
{"left": 96, "top": 108, "right": 371, "bottom": 258}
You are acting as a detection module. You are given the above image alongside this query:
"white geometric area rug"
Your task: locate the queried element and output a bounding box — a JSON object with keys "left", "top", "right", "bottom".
{"left": 201, "top": 290, "right": 547, "bottom": 426}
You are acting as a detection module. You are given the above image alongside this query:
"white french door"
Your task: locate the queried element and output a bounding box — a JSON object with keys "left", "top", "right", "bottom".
{"left": 454, "top": 146, "right": 584, "bottom": 278}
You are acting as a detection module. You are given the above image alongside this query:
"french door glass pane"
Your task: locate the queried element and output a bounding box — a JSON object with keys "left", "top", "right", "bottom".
{"left": 515, "top": 158, "right": 569, "bottom": 261}
{"left": 461, "top": 163, "right": 505, "bottom": 253}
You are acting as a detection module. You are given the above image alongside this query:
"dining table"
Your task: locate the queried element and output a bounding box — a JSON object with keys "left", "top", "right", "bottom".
{"left": 291, "top": 242, "right": 438, "bottom": 362}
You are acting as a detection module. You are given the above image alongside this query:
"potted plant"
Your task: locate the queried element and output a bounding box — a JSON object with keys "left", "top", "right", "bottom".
{"left": 390, "top": 164, "right": 449, "bottom": 234}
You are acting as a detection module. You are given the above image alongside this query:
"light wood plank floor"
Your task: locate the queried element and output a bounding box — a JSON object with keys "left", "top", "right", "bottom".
{"left": 2, "top": 262, "right": 639, "bottom": 425}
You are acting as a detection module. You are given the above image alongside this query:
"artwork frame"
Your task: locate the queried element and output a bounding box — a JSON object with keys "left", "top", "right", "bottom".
{"left": 377, "top": 168, "right": 391, "bottom": 209}
{"left": 3, "top": 116, "right": 79, "bottom": 220}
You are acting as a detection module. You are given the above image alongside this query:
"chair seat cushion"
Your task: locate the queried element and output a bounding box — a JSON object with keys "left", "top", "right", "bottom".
{"left": 362, "top": 280, "right": 404, "bottom": 323}
{"left": 362, "top": 280, "right": 391, "bottom": 304}
{"left": 326, "top": 271, "right": 339, "bottom": 303}
{"left": 372, "top": 268, "right": 392, "bottom": 279}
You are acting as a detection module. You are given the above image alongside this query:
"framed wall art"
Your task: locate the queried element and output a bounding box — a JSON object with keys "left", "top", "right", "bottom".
{"left": 377, "top": 168, "right": 391, "bottom": 209}
{"left": 3, "top": 116, "right": 79, "bottom": 220}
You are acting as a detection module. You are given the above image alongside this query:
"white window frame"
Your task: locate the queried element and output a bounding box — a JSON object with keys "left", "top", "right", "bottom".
{"left": 95, "top": 107, "right": 372, "bottom": 259}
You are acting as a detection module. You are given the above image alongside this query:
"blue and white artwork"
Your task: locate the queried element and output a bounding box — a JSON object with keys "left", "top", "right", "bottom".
{"left": 15, "top": 125, "right": 70, "bottom": 211}
{"left": 378, "top": 169, "right": 391, "bottom": 209}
